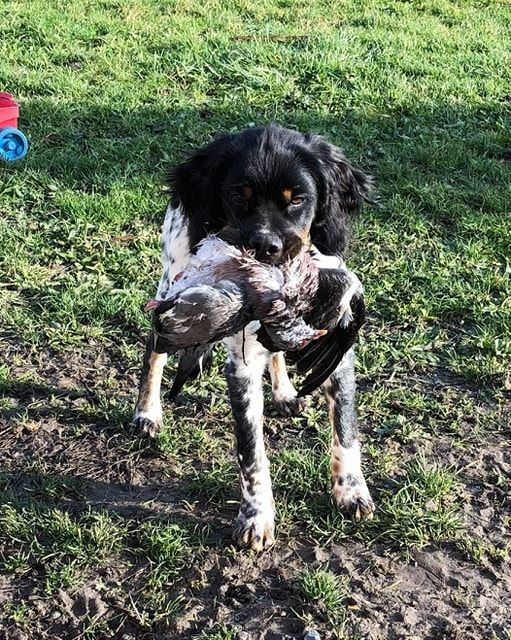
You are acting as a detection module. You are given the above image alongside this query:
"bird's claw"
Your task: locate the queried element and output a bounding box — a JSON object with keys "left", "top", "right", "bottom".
{"left": 144, "top": 299, "right": 161, "bottom": 312}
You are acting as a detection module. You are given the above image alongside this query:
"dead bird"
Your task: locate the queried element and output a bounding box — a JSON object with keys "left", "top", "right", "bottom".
{"left": 148, "top": 235, "right": 325, "bottom": 353}
{"left": 147, "top": 235, "right": 365, "bottom": 395}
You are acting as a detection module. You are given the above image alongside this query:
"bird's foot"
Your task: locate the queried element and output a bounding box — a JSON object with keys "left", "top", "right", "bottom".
{"left": 144, "top": 299, "right": 161, "bottom": 312}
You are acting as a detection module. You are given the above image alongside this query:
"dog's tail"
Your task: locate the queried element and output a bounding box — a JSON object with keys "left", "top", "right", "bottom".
{"left": 168, "top": 344, "right": 215, "bottom": 400}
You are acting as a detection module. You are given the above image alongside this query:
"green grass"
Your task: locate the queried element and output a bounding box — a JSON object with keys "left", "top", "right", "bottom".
{"left": 0, "top": 502, "right": 125, "bottom": 591}
{"left": 299, "top": 566, "right": 349, "bottom": 630}
{"left": 1, "top": 0, "right": 510, "bottom": 638}
{"left": 197, "top": 626, "right": 238, "bottom": 640}
{"left": 0, "top": 493, "right": 203, "bottom": 628}
{"left": 368, "top": 457, "right": 462, "bottom": 549}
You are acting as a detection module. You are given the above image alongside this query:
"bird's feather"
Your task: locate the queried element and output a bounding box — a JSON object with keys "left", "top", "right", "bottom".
{"left": 154, "top": 282, "right": 248, "bottom": 351}
{"left": 287, "top": 293, "right": 366, "bottom": 396}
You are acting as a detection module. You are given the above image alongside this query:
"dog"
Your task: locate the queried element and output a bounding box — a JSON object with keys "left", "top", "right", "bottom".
{"left": 132, "top": 125, "right": 375, "bottom": 551}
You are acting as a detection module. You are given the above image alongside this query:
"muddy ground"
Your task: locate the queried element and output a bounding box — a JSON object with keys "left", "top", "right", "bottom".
{"left": 0, "top": 338, "right": 510, "bottom": 640}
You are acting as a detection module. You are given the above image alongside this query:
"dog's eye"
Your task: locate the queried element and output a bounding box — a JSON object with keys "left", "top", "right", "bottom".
{"left": 290, "top": 196, "right": 305, "bottom": 206}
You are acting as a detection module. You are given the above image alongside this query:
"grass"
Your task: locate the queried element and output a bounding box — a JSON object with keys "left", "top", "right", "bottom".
{"left": 368, "top": 457, "right": 463, "bottom": 549}
{"left": 0, "top": 491, "right": 202, "bottom": 627}
{"left": 197, "top": 626, "right": 238, "bottom": 640}
{"left": 1, "top": 0, "right": 510, "bottom": 638}
{"left": 299, "top": 566, "right": 349, "bottom": 630}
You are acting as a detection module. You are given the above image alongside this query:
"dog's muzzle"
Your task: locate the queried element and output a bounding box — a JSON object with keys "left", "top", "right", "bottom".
{"left": 248, "top": 230, "right": 283, "bottom": 262}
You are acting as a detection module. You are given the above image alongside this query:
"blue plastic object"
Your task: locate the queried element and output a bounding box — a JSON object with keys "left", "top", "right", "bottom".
{"left": 0, "top": 126, "right": 29, "bottom": 161}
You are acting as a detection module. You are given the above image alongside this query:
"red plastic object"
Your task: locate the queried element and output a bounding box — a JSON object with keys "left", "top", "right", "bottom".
{"left": 0, "top": 92, "right": 20, "bottom": 129}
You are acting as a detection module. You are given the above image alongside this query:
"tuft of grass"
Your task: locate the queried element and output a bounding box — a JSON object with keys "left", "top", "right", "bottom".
{"left": 370, "top": 457, "right": 463, "bottom": 549}
{"left": 133, "top": 518, "right": 206, "bottom": 624}
{"left": 458, "top": 534, "right": 510, "bottom": 566}
{"left": 197, "top": 626, "right": 238, "bottom": 640}
{"left": 190, "top": 461, "right": 238, "bottom": 504}
{"left": 1, "top": 602, "right": 31, "bottom": 630}
{"left": 137, "top": 519, "right": 192, "bottom": 578}
{"left": 44, "top": 561, "right": 81, "bottom": 594}
{"left": 0, "top": 502, "right": 125, "bottom": 593}
{"left": 299, "top": 566, "right": 349, "bottom": 629}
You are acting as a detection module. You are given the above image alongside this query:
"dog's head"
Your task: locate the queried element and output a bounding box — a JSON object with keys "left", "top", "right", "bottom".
{"left": 169, "top": 125, "right": 373, "bottom": 262}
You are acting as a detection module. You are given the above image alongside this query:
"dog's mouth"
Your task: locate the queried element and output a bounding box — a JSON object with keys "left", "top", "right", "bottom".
{"left": 219, "top": 227, "right": 305, "bottom": 264}
{"left": 282, "top": 234, "right": 306, "bottom": 259}
{"left": 256, "top": 234, "right": 305, "bottom": 264}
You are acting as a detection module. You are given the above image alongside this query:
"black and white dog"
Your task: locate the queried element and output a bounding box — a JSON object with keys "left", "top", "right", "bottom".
{"left": 133, "top": 125, "right": 375, "bottom": 551}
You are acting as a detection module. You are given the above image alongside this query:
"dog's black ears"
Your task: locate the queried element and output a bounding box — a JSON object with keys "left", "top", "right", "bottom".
{"left": 167, "top": 133, "right": 235, "bottom": 245}
{"left": 307, "top": 137, "right": 373, "bottom": 256}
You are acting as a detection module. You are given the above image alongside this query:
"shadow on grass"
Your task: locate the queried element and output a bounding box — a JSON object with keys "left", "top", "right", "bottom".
{"left": 0, "top": 469, "right": 228, "bottom": 530}
{"left": 10, "top": 95, "right": 510, "bottom": 211}
{"left": 0, "top": 469, "right": 237, "bottom": 639}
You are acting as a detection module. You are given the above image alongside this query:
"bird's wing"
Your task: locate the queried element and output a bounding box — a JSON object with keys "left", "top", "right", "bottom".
{"left": 154, "top": 282, "right": 247, "bottom": 351}
{"left": 286, "top": 290, "right": 366, "bottom": 397}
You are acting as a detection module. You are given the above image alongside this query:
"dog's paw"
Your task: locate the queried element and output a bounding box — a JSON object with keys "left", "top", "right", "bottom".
{"left": 233, "top": 510, "right": 275, "bottom": 552}
{"left": 131, "top": 413, "right": 162, "bottom": 438}
{"left": 332, "top": 474, "right": 375, "bottom": 522}
{"left": 274, "top": 395, "right": 307, "bottom": 417}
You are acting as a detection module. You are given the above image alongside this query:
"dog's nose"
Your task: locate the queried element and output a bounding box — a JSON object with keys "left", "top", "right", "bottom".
{"left": 248, "top": 231, "right": 283, "bottom": 260}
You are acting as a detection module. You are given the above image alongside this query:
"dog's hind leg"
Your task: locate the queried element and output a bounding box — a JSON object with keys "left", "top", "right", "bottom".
{"left": 225, "top": 323, "right": 275, "bottom": 552}
{"left": 269, "top": 352, "right": 306, "bottom": 416}
{"left": 323, "top": 348, "right": 374, "bottom": 521}
{"left": 132, "top": 202, "right": 191, "bottom": 436}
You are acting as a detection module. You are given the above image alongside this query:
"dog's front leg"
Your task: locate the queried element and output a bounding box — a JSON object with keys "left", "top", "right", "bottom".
{"left": 323, "top": 348, "right": 375, "bottom": 521}
{"left": 132, "top": 202, "right": 191, "bottom": 436}
{"left": 133, "top": 338, "right": 168, "bottom": 437}
{"left": 224, "top": 324, "right": 275, "bottom": 551}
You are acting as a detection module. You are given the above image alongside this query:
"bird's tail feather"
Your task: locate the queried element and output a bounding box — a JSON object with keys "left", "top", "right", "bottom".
{"left": 168, "top": 344, "right": 215, "bottom": 400}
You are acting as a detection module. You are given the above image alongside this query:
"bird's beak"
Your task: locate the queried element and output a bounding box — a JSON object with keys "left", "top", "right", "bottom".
{"left": 144, "top": 299, "right": 161, "bottom": 312}
{"left": 299, "top": 329, "right": 328, "bottom": 349}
